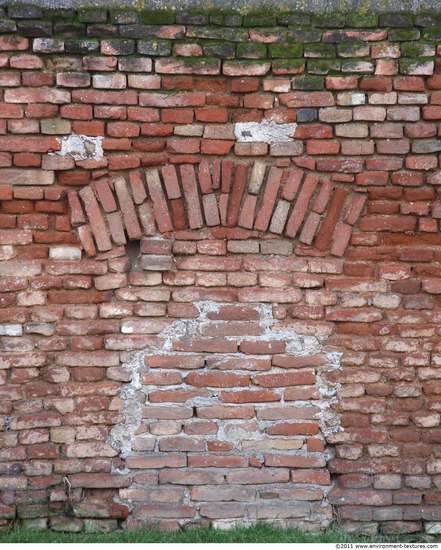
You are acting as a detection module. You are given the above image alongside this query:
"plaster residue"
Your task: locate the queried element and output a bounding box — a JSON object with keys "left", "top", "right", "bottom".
{"left": 57, "top": 134, "right": 104, "bottom": 161}
{"left": 234, "top": 121, "right": 297, "bottom": 143}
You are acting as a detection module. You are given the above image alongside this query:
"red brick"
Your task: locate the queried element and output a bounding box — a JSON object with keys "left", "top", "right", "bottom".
{"left": 198, "top": 159, "right": 213, "bottom": 194}
{"left": 331, "top": 222, "right": 352, "bottom": 256}
{"left": 315, "top": 187, "right": 349, "bottom": 251}
{"left": 0, "top": 36, "right": 28, "bottom": 51}
{"left": 185, "top": 371, "right": 249, "bottom": 388}
{"left": 180, "top": 164, "right": 203, "bottom": 229}
{"left": 227, "top": 164, "right": 248, "bottom": 227}
{"left": 280, "top": 91, "right": 334, "bottom": 108}
{"left": 78, "top": 187, "right": 112, "bottom": 252}
{"left": 254, "top": 167, "right": 282, "bottom": 232}
{"left": 72, "top": 89, "right": 137, "bottom": 105}
{"left": 145, "top": 168, "right": 173, "bottom": 232}
{"left": 113, "top": 176, "right": 142, "bottom": 240}
{"left": 93, "top": 179, "right": 117, "bottom": 213}
{"left": 285, "top": 174, "right": 319, "bottom": 238}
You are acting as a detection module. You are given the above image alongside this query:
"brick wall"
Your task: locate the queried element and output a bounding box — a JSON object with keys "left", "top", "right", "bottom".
{"left": 1, "top": 3, "right": 441, "bottom": 536}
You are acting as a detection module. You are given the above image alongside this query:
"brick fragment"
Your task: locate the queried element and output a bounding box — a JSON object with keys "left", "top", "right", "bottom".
{"left": 202, "top": 194, "right": 220, "bottom": 227}
{"left": 93, "top": 179, "right": 117, "bottom": 213}
{"left": 299, "top": 212, "right": 321, "bottom": 245}
{"left": 331, "top": 222, "right": 352, "bottom": 256}
{"left": 161, "top": 165, "right": 181, "bottom": 199}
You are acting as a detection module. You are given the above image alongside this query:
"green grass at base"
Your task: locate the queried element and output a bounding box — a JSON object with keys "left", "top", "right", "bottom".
{"left": 0, "top": 523, "right": 432, "bottom": 544}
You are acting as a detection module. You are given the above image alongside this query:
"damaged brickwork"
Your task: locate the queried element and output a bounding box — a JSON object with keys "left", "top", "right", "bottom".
{"left": 2, "top": 1, "right": 441, "bottom": 537}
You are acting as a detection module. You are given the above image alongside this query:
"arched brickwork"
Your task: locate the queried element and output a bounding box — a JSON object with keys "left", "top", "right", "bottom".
{"left": 68, "top": 161, "right": 367, "bottom": 258}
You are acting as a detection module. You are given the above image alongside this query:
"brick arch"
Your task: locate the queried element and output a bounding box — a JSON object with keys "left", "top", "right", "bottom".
{"left": 67, "top": 160, "right": 367, "bottom": 258}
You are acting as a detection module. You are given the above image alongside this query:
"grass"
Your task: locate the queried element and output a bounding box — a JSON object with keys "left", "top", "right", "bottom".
{"left": 0, "top": 523, "right": 432, "bottom": 544}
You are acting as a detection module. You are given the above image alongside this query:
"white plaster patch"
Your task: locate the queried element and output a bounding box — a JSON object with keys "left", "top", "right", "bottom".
{"left": 57, "top": 134, "right": 104, "bottom": 161}
{"left": 234, "top": 121, "right": 297, "bottom": 143}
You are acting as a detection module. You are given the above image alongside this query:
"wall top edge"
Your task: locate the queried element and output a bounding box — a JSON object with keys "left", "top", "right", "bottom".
{"left": 1, "top": 0, "right": 441, "bottom": 14}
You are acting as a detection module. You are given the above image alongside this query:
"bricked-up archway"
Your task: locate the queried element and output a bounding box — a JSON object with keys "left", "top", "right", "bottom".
{"left": 109, "top": 299, "right": 340, "bottom": 530}
{"left": 63, "top": 161, "right": 367, "bottom": 530}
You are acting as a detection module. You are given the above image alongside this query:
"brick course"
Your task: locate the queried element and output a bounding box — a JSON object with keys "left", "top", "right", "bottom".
{"left": 1, "top": 4, "right": 441, "bottom": 536}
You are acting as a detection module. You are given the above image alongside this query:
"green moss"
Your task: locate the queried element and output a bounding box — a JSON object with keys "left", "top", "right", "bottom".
{"left": 175, "top": 55, "right": 219, "bottom": 67}
{"left": 243, "top": 10, "right": 277, "bottom": 27}
{"left": 422, "top": 28, "right": 441, "bottom": 40}
{"left": 139, "top": 9, "right": 176, "bottom": 25}
{"left": 401, "top": 41, "right": 435, "bottom": 57}
{"left": 43, "top": 8, "right": 76, "bottom": 21}
{"left": 288, "top": 28, "right": 322, "bottom": 42}
{"left": 389, "top": 28, "right": 420, "bottom": 41}
{"left": 271, "top": 58, "right": 305, "bottom": 74}
{"left": 186, "top": 26, "right": 248, "bottom": 42}
{"left": 277, "top": 12, "right": 312, "bottom": 26}
{"left": 307, "top": 58, "right": 341, "bottom": 75}
{"left": 379, "top": 12, "right": 414, "bottom": 26}
{"left": 109, "top": 9, "right": 139, "bottom": 25}
{"left": 340, "top": 58, "right": 374, "bottom": 73}
{"left": 337, "top": 39, "right": 369, "bottom": 57}
{"left": 292, "top": 75, "right": 324, "bottom": 90}
{"left": 237, "top": 42, "right": 267, "bottom": 59}
{"left": 313, "top": 12, "right": 347, "bottom": 28}
{"left": 77, "top": 7, "right": 108, "bottom": 23}
{"left": 345, "top": 12, "right": 378, "bottom": 27}
{"left": 202, "top": 41, "right": 236, "bottom": 59}
{"left": 209, "top": 11, "right": 242, "bottom": 27}
{"left": 269, "top": 42, "right": 303, "bottom": 58}
{"left": 138, "top": 39, "right": 171, "bottom": 56}
{"left": 304, "top": 43, "right": 336, "bottom": 58}
{"left": 0, "top": 523, "right": 430, "bottom": 544}
{"left": 227, "top": 58, "right": 269, "bottom": 67}
{"left": 399, "top": 56, "right": 435, "bottom": 74}
{"left": 415, "top": 12, "right": 441, "bottom": 27}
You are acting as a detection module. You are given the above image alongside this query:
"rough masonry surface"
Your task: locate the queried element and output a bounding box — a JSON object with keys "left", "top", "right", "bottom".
{"left": 1, "top": 1, "right": 441, "bottom": 537}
